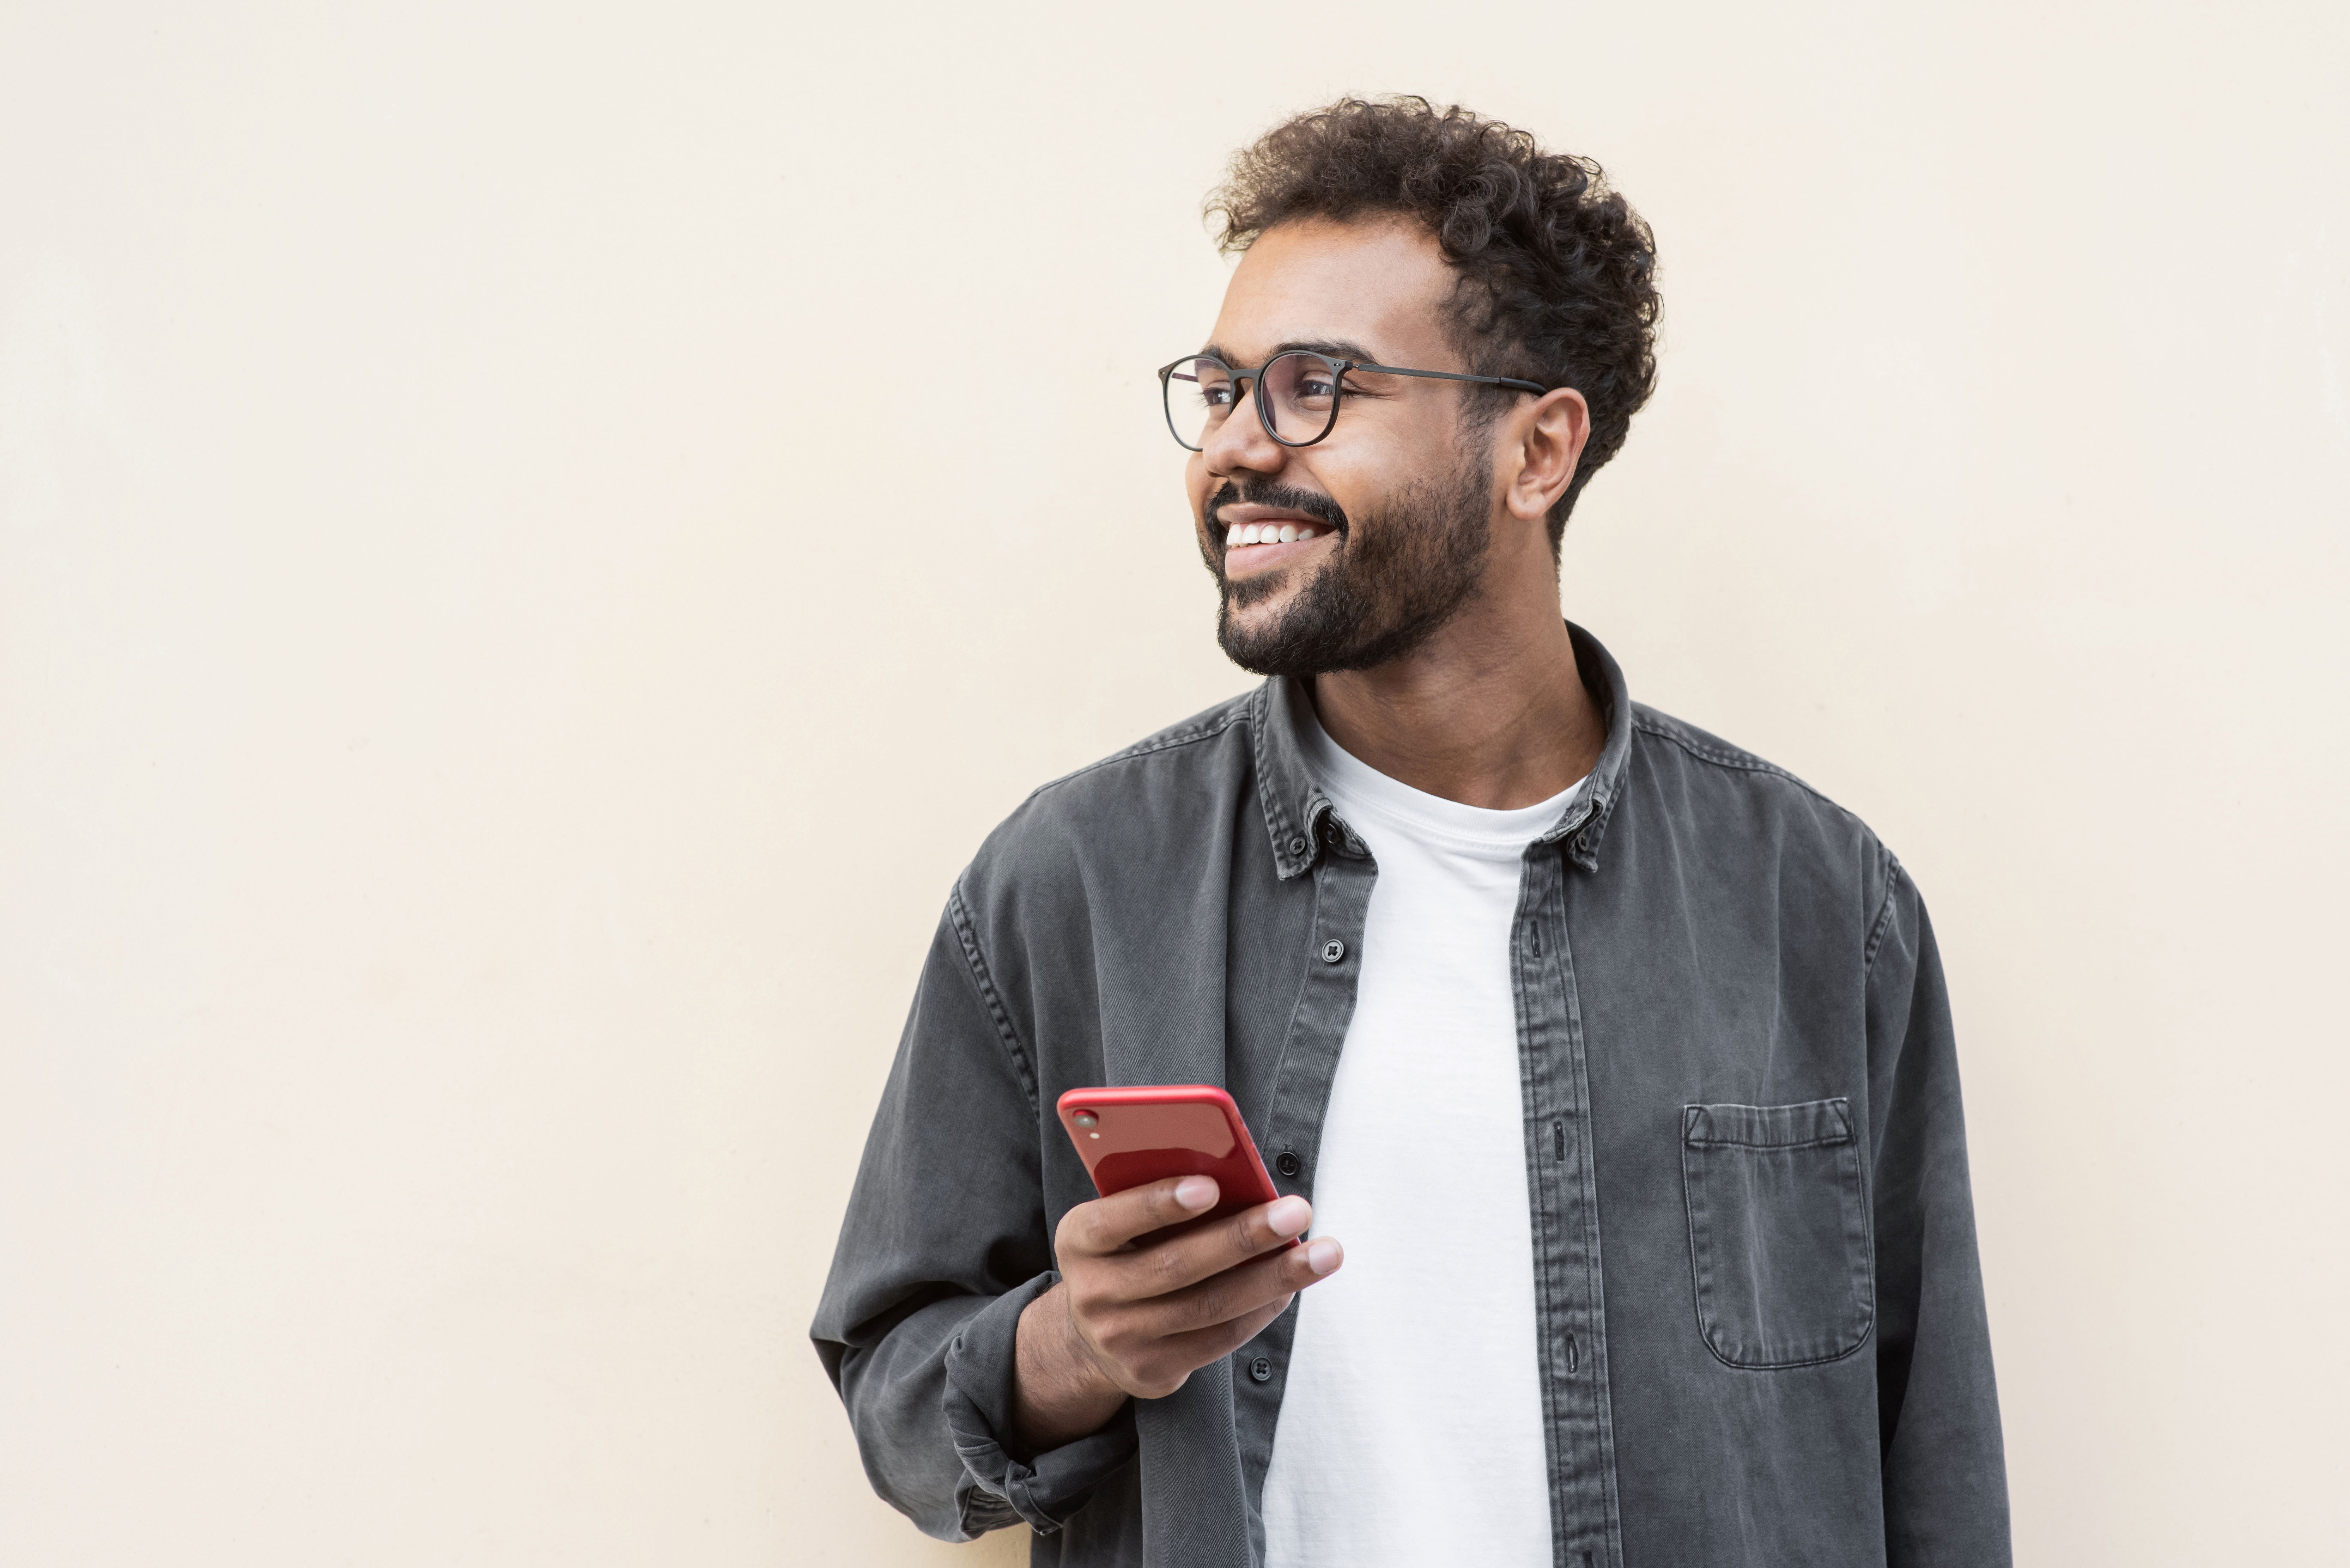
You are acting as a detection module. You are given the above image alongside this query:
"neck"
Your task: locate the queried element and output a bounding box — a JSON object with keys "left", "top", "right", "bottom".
{"left": 1308, "top": 582, "right": 1603, "bottom": 812}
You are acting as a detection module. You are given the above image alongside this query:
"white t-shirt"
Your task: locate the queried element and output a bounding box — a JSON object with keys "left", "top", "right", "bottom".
{"left": 1260, "top": 702, "right": 1586, "bottom": 1568}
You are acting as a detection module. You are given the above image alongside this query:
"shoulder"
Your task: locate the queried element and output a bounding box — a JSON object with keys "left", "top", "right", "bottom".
{"left": 1027, "top": 690, "right": 1259, "bottom": 811}
{"left": 956, "top": 688, "right": 1262, "bottom": 912}
{"left": 1627, "top": 703, "right": 1850, "bottom": 813}
{"left": 1621, "top": 700, "right": 1900, "bottom": 898}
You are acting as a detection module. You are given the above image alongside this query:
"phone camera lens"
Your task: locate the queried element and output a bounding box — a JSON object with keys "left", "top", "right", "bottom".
{"left": 1073, "top": 1110, "right": 1098, "bottom": 1129}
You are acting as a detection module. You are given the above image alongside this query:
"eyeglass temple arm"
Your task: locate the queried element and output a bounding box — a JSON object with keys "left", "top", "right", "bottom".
{"left": 1346, "top": 362, "right": 1550, "bottom": 395}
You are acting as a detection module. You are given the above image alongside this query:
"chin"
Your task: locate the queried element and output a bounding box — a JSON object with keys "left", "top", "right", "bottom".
{"left": 1223, "top": 564, "right": 1306, "bottom": 615}
{"left": 1221, "top": 585, "right": 1296, "bottom": 633}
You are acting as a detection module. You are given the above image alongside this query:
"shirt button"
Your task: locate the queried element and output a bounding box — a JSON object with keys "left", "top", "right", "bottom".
{"left": 1249, "top": 1356, "right": 1273, "bottom": 1383}
{"left": 1287, "top": 835, "right": 1307, "bottom": 855}
{"left": 1319, "top": 939, "right": 1346, "bottom": 964}
{"left": 1274, "top": 1150, "right": 1302, "bottom": 1178}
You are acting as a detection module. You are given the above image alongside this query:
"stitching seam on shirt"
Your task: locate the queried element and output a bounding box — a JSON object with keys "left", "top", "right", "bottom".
{"left": 1629, "top": 715, "right": 1856, "bottom": 821}
{"left": 1697, "top": 1323, "right": 1877, "bottom": 1372}
{"left": 1247, "top": 686, "right": 1305, "bottom": 857}
{"left": 1019, "top": 706, "right": 1249, "bottom": 806}
{"left": 1863, "top": 853, "right": 1904, "bottom": 977}
{"left": 1632, "top": 715, "right": 1901, "bottom": 984}
{"left": 947, "top": 884, "right": 1041, "bottom": 1117}
{"left": 956, "top": 1486, "right": 1022, "bottom": 1538}
{"left": 1681, "top": 1143, "right": 1878, "bottom": 1372}
{"left": 1261, "top": 861, "right": 1329, "bottom": 1142}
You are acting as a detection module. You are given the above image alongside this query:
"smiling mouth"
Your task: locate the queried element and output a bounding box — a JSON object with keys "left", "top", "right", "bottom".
{"left": 1220, "top": 518, "right": 1332, "bottom": 573}
{"left": 1225, "top": 520, "right": 1324, "bottom": 547}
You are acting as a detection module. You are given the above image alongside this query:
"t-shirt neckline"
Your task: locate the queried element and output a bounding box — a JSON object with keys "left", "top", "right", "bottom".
{"left": 1296, "top": 696, "right": 1590, "bottom": 853}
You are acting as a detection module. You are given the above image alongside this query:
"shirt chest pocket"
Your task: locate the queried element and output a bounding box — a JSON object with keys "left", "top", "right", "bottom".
{"left": 1680, "top": 1097, "right": 1875, "bottom": 1369}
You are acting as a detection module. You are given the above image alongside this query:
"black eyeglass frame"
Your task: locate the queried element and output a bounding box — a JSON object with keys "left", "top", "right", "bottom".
{"left": 1157, "top": 350, "right": 1551, "bottom": 452}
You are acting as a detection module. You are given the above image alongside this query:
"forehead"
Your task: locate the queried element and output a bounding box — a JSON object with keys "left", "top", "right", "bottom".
{"left": 1209, "top": 216, "right": 1457, "bottom": 365}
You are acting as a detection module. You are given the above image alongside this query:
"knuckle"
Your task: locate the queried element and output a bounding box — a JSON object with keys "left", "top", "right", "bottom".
{"left": 1092, "top": 1325, "right": 1139, "bottom": 1369}
{"left": 1147, "top": 1348, "right": 1199, "bottom": 1397}
{"left": 1065, "top": 1281, "right": 1110, "bottom": 1326}
{"left": 1141, "top": 1240, "right": 1192, "bottom": 1295}
{"left": 1180, "top": 1282, "right": 1234, "bottom": 1332}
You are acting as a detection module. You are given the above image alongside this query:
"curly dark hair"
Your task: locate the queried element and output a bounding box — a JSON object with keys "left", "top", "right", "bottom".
{"left": 1207, "top": 97, "right": 1660, "bottom": 551}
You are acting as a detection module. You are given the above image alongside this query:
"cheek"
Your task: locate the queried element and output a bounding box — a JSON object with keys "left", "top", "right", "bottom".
{"left": 1322, "top": 422, "right": 1463, "bottom": 521}
{"left": 1303, "top": 451, "right": 1379, "bottom": 527}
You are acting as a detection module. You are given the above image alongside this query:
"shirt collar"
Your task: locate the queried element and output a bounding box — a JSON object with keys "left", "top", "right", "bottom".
{"left": 1250, "top": 620, "right": 1634, "bottom": 880}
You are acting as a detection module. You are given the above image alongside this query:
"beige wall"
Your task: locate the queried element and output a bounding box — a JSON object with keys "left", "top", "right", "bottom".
{"left": 3, "top": 2, "right": 2344, "bottom": 1563}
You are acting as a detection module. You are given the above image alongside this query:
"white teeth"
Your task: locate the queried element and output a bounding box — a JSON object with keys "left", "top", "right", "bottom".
{"left": 1229, "top": 521, "right": 1325, "bottom": 548}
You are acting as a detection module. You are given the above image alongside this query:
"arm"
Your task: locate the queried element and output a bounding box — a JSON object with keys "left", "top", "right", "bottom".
{"left": 810, "top": 892, "right": 1117, "bottom": 1540}
{"left": 1865, "top": 862, "right": 2013, "bottom": 1566}
{"left": 810, "top": 891, "right": 1342, "bottom": 1539}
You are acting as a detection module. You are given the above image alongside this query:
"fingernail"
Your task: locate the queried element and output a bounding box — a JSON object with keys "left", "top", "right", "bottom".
{"left": 1267, "top": 1196, "right": 1312, "bottom": 1237}
{"left": 1174, "top": 1176, "right": 1217, "bottom": 1210}
{"left": 1305, "top": 1238, "right": 1342, "bottom": 1275}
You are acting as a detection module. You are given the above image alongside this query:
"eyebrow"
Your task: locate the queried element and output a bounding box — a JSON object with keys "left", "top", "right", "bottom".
{"left": 1196, "top": 337, "right": 1384, "bottom": 366}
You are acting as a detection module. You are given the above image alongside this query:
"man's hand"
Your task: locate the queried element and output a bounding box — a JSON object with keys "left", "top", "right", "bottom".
{"left": 1010, "top": 1176, "right": 1343, "bottom": 1452}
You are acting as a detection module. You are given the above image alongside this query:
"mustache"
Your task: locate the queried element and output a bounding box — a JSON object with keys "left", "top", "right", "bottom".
{"left": 1206, "top": 480, "right": 1349, "bottom": 536}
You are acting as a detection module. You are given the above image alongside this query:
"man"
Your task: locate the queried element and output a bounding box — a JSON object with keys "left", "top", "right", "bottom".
{"left": 814, "top": 97, "right": 2009, "bottom": 1567}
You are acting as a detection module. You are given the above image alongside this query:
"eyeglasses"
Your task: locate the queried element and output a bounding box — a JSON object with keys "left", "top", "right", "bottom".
{"left": 1158, "top": 350, "right": 1548, "bottom": 452}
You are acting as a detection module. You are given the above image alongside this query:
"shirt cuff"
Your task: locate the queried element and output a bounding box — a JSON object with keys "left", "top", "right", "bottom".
{"left": 941, "top": 1271, "right": 1138, "bottom": 1536}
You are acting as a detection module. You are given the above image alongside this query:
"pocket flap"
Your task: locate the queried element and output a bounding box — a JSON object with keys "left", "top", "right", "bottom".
{"left": 1682, "top": 1097, "right": 1852, "bottom": 1149}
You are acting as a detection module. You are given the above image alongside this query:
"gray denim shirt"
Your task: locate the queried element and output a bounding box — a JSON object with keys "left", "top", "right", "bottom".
{"left": 813, "top": 625, "right": 2010, "bottom": 1567}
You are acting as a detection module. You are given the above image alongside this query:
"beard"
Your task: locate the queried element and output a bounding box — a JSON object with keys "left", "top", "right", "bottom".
{"left": 1205, "top": 444, "right": 1494, "bottom": 679}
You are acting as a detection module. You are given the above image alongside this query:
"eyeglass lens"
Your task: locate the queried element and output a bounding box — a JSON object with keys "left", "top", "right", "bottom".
{"left": 1163, "top": 352, "right": 1344, "bottom": 451}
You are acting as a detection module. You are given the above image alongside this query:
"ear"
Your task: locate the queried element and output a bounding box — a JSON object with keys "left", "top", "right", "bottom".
{"left": 1502, "top": 386, "right": 1592, "bottom": 525}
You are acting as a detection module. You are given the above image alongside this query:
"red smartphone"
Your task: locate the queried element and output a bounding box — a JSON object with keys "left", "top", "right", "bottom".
{"left": 1055, "top": 1085, "right": 1286, "bottom": 1231}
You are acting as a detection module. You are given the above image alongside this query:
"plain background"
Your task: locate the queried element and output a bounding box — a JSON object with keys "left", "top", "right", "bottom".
{"left": 3, "top": 2, "right": 2345, "bottom": 1563}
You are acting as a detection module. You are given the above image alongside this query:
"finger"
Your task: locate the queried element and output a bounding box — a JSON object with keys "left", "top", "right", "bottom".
{"left": 1157, "top": 1292, "right": 1298, "bottom": 1370}
{"left": 1143, "top": 1237, "right": 1343, "bottom": 1375}
{"left": 1129, "top": 1233, "right": 1342, "bottom": 1337}
{"left": 1062, "top": 1175, "right": 1223, "bottom": 1257}
{"left": 1117, "top": 1194, "right": 1317, "bottom": 1299}
{"left": 1076, "top": 1239, "right": 1343, "bottom": 1400}
{"left": 1092, "top": 1289, "right": 1301, "bottom": 1403}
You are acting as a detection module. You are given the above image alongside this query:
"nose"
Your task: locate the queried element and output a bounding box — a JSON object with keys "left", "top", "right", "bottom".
{"left": 1200, "top": 375, "right": 1287, "bottom": 478}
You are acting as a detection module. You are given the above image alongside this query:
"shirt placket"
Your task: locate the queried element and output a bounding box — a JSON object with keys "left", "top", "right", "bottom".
{"left": 1515, "top": 829, "right": 1625, "bottom": 1568}
{"left": 1232, "top": 806, "right": 1377, "bottom": 1563}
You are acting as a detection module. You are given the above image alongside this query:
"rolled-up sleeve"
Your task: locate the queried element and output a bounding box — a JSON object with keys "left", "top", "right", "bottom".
{"left": 811, "top": 885, "right": 1136, "bottom": 1539}
{"left": 1865, "top": 863, "right": 2012, "bottom": 1566}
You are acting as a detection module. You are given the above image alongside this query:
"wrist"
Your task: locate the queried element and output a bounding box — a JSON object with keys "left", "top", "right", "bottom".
{"left": 1013, "top": 1281, "right": 1125, "bottom": 1451}
{"left": 1050, "top": 1283, "right": 1122, "bottom": 1399}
